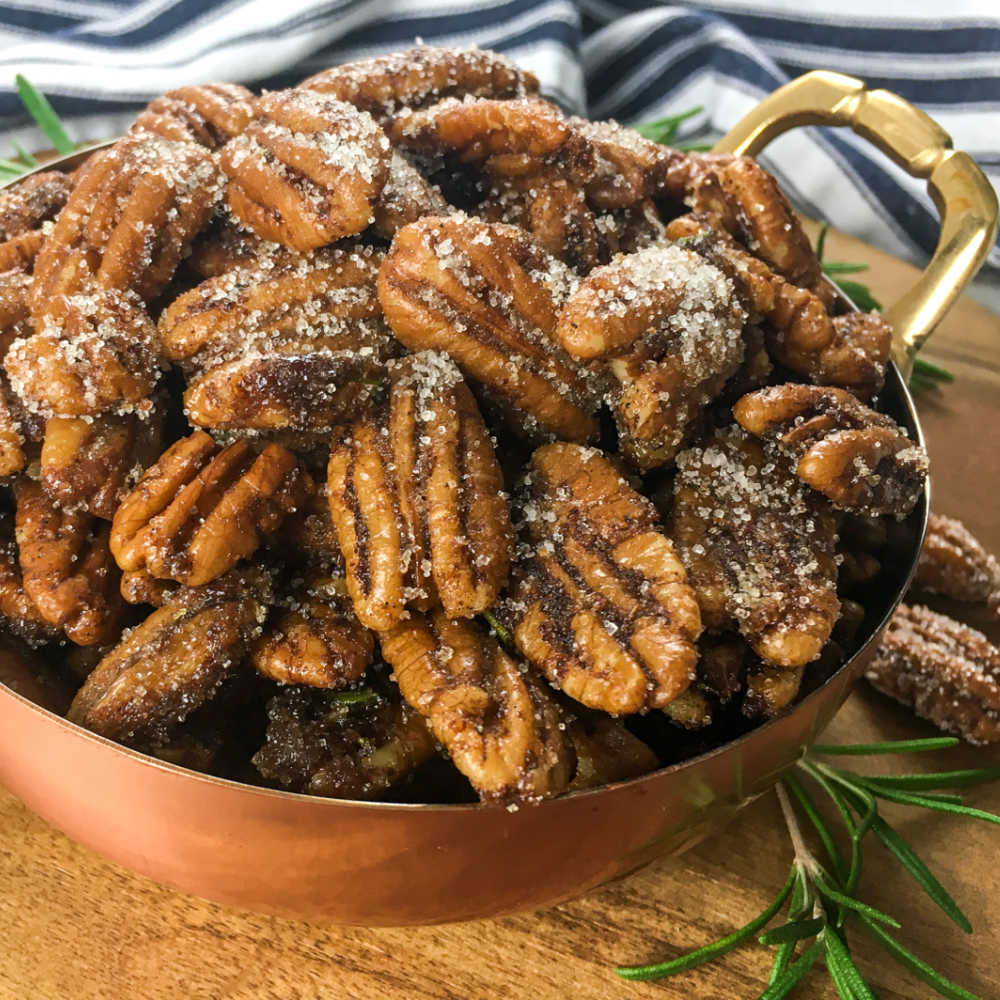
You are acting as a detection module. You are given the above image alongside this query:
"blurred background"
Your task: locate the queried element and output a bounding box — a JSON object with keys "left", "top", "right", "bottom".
{"left": 1, "top": 0, "right": 996, "bottom": 306}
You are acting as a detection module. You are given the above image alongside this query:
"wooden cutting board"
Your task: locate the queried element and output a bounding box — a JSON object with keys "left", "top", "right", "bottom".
{"left": 1, "top": 226, "right": 998, "bottom": 1000}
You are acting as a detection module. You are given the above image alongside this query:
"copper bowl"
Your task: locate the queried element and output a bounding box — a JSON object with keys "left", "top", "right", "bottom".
{"left": 0, "top": 71, "right": 995, "bottom": 925}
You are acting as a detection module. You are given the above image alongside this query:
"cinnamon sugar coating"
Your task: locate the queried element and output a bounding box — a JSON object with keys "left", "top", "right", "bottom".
{"left": 111, "top": 431, "right": 307, "bottom": 586}
{"left": 379, "top": 610, "right": 573, "bottom": 804}
{"left": 299, "top": 45, "right": 538, "bottom": 124}
{"left": 131, "top": 83, "right": 255, "bottom": 148}
{"left": 915, "top": 513, "right": 1000, "bottom": 612}
{"left": 734, "top": 383, "right": 927, "bottom": 516}
{"left": 672, "top": 426, "right": 840, "bottom": 668}
{"left": 378, "top": 214, "right": 602, "bottom": 442}
{"left": 326, "top": 352, "right": 512, "bottom": 629}
{"left": 866, "top": 604, "right": 1000, "bottom": 745}
{"left": 507, "top": 443, "right": 702, "bottom": 714}
{"left": 219, "top": 89, "right": 391, "bottom": 250}
{"left": 253, "top": 684, "right": 437, "bottom": 799}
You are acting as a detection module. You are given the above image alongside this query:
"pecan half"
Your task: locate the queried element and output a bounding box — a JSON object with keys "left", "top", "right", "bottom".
{"left": 379, "top": 610, "right": 574, "bottom": 804}
{"left": 0, "top": 377, "right": 25, "bottom": 475}
{"left": 67, "top": 571, "right": 268, "bottom": 746}
{"left": 0, "top": 510, "right": 60, "bottom": 645}
{"left": 667, "top": 213, "right": 891, "bottom": 396}
{"left": 686, "top": 156, "right": 823, "bottom": 294}
{"left": 508, "top": 443, "right": 702, "bottom": 714}
{"left": 250, "top": 574, "right": 375, "bottom": 688}
{"left": 186, "top": 215, "right": 277, "bottom": 279}
{"left": 373, "top": 150, "right": 451, "bottom": 238}
{"left": 0, "top": 171, "right": 73, "bottom": 242}
{"left": 391, "top": 97, "right": 594, "bottom": 183}
{"left": 327, "top": 351, "right": 513, "bottom": 629}
{"left": 31, "top": 133, "right": 223, "bottom": 307}
{"left": 0, "top": 268, "right": 32, "bottom": 359}
{"left": 120, "top": 568, "right": 177, "bottom": 607}
{"left": 561, "top": 241, "right": 745, "bottom": 469}
{"left": 131, "top": 83, "right": 255, "bottom": 148}
{"left": 157, "top": 243, "right": 391, "bottom": 370}
{"left": 252, "top": 685, "right": 437, "bottom": 799}
{"left": 733, "top": 383, "right": 927, "bottom": 516}
{"left": 14, "top": 479, "right": 123, "bottom": 645}
{"left": 271, "top": 482, "right": 344, "bottom": 571}
{"left": 377, "top": 214, "right": 602, "bottom": 442}
{"left": 866, "top": 603, "right": 1000, "bottom": 745}
{"left": 5, "top": 286, "right": 160, "bottom": 418}
{"left": 111, "top": 431, "right": 307, "bottom": 586}
{"left": 219, "top": 89, "right": 391, "bottom": 251}
{"left": 562, "top": 703, "right": 659, "bottom": 790}
{"left": 184, "top": 348, "right": 382, "bottom": 434}
{"left": 914, "top": 513, "right": 1000, "bottom": 613}
{"left": 672, "top": 426, "right": 840, "bottom": 668}
{"left": 299, "top": 45, "right": 538, "bottom": 124}
{"left": 40, "top": 408, "right": 164, "bottom": 519}
{"left": 743, "top": 662, "right": 805, "bottom": 720}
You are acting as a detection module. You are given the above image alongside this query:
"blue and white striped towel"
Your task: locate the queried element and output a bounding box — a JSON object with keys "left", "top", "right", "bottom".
{"left": 0, "top": 1, "right": 996, "bottom": 273}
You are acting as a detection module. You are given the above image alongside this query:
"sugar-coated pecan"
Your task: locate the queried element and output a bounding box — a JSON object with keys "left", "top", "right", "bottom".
{"left": 186, "top": 215, "right": 277, "bottom": 278}
{"left": 5, "top": 287, "right": 160, "bottom": 418}
{"left": 31, "top": 133, "right": 223, "bottom": 306}
{"left": 507, "top": 443, "right": 702, "bottom": 714}
{"left": 0, "top": 377, "right": 24, "bottom": 475}
{"left": 373, "top": 150, "right": 451, "bottom": 238}
{"left": 0, "top": 171, "right": 73, "bottom": 241}
{"left": 686, "top": 156, "right": 823, "bottom": 293}
{"left": 379, "top": 610, "right": 574, "bottom": 804}
{"left": 299, "top": 45, "right": 538, "bottom": 124}
{"left": 120, "top": 568, "right": 177, "bottom": 607}
{"left": 184, "top": 348, "right": 383, "bottom": 434}
{"left": 672, "top": 426, "right": 840, "bottom": 668}
{"left": 742, "top": 662, "right": 805, "bottom": 720}
{"left": 733, "top": 383, "right": 927, "bottom": 516}
{"left": 562, "top": 703, "right": 659, "bottom": 790}
{"left": 219, "top": 89, "right": 391, "bottom": 251}
{"left": 866, "top": 603, "right": 1000, "bottom": 745}
{"left": 915, "top": 513, "right": 1000, "bottom": 613}
{"left": 391, "top": 97, "right": 594, "bottom": 183}
{"left": 252, "top": 684, "right": 437, "bottom": 798}
{"left": 0, "top": 229, "right": 45, "bottom": 275}
{"left": 378, "top": 214, "right": 602, "bottom": 442}
{"left": 158, "top": 243, "right": 391, "bottom": 370}
{"left": 251, "top": 574, "right": 375, "bottom": 688}
{"left": 558, "top": 242, "right": 744, "bottom": 468}
{"left": 0, "top": 268, "right": 33, "bottom": 359}
{"left": 14, "top": 479, "right": 123, "bottom": 645}
{"left": 327, "top": 351, "right": 512, "bottom": 629}
{"left": 272, "top": 482, "right": 343, "bottom": 571}
{"left": 40, "top": 408, "right": 164, "bottom": 519}
{"left": 67, "top": 571, "right": 268, "bottom": 746}
{"left": 131, "top": 83, "right": 255, "bottom": 148}
{"left": 111, "top": 431, "right": 307, "bottom": 586}
{"left": 667, "top": 213, "right": 891, "bottom": 396}
{"left": 0, "top": 510, "right": 59, "bottom": 645}
{"left": 568, "top": 117, "right": 681, "bottom": 211}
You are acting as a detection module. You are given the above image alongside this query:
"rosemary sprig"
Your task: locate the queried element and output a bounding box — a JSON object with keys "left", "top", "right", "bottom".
{"left": 15, "top": 74, "right": 73, "bottom": 155}
{"left": 615, "top": 738, "right": 1000, "bottom": 998}
{"left": 631, "top": 106, "right": 702, "bottom": 146}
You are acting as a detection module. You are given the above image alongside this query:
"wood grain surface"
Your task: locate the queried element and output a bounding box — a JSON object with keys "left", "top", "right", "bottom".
{"left": 1, "top": 227, "right": 998, "bottom": 1000}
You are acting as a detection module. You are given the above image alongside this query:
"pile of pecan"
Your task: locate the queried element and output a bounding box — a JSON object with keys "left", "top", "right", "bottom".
{"left": 0, "top": 45, "right": 934, "bottom": 805}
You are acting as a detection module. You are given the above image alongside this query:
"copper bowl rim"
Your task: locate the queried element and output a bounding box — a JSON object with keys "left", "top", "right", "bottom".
{"left": 0, "top": 144, "right": 929, "bottom": 814}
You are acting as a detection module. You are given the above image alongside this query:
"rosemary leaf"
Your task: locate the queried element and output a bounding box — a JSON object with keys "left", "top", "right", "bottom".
{"left": 327, "top": 688, "right": 379, "bottom": 707}
{"left": 631, "top": 106, "right": 702, "bottom": 144}
{"left": 767, "top": 871, "right": 808, "bottom": 984}
{"left": 15, "top": 75, "right": 74, "bottom": 154}
{"left": 615, "top": 869, "right": 796, "bottom": 981}
{"left": 859, "top": 784, "right": 1000, "bottom": 826}
{"left": 481, "top": 610, "right": 511, "bottom": 648}
{"left": 757, "top": 940, "right": 824, "bottom": 1000}
{"left": 813, "top": 738, "right": 961, "bottom": 756}
{"left": 824, "top": 930, "right": 878, "bottom": 1000}
{"left": 0, "top": 156, "right": 28, "bottom": 173}
{"left": 12, "top": 140, "right": 37, "bottom": 167}
{"left": 863, "top": 767, "right": 1000, "bottom": 792}
{"left": 678, "top": 140, "right": 713, "bottom": 152}
{"left": 859, "top": 916, "right": 981, "bottom": 1000}
{"left": 912, "top": 357, "right": 956, "bottom": 383}
{"left": 815, "top": 221, "right": 829, "bottom": 262}
{"left": 759, "top": 916, "right": 826, "bottom": 946}
{"left": 814, "top": 871, "right": 901, "bottom": 928}
{"left": 832, "top": 277, "right": 882, "bottom": 311}
{"left": 821, "top": 261, "right": 869, "bottom": 274}
{"left": 870, "top": 816, "right": 972, "bottom": 934}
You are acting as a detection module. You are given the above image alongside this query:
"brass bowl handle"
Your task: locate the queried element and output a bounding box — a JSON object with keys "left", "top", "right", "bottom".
{"left": 713, "top": 70, "right": 999, "bottom": 378}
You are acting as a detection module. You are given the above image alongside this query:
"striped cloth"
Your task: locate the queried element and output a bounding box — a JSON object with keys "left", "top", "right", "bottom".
{"left": 0, "top": 1, "right": 996, "bottom": 273}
